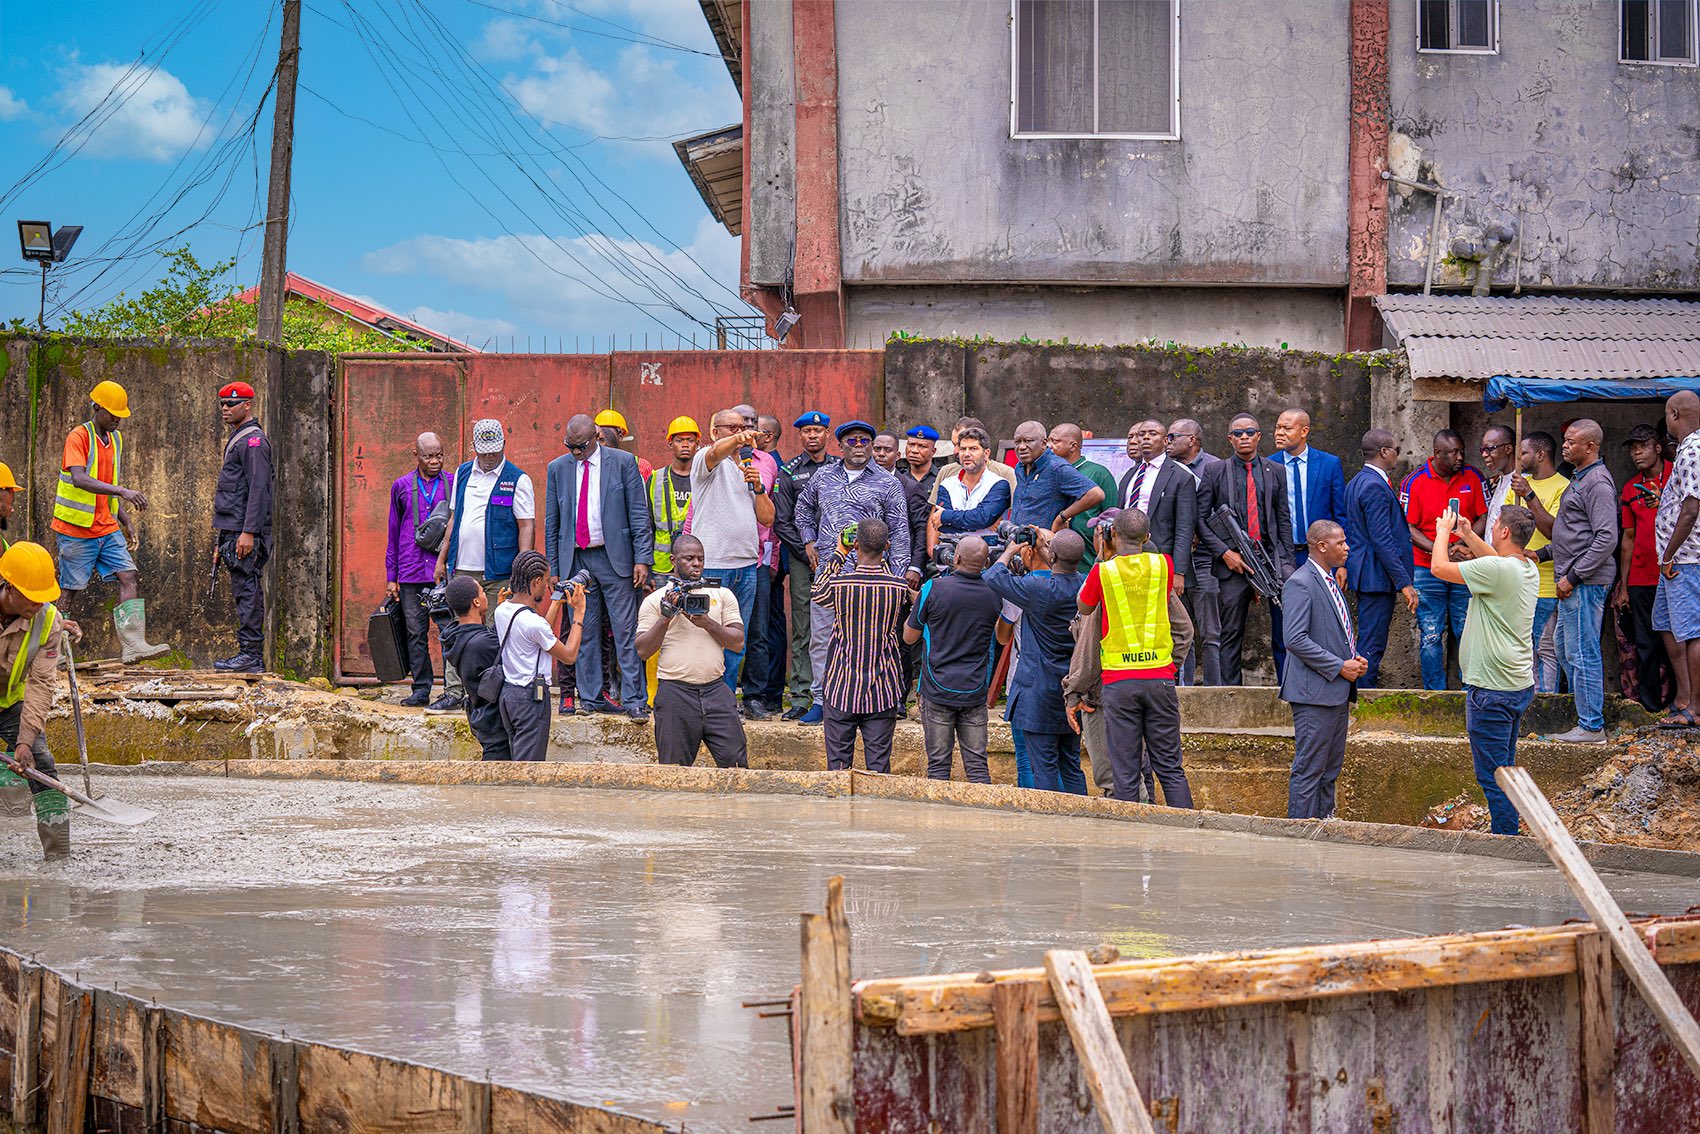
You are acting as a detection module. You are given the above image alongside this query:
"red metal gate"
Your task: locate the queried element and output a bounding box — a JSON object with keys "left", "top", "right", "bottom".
{"left": 336, "top": 350, "right": 884, "bottom": 680}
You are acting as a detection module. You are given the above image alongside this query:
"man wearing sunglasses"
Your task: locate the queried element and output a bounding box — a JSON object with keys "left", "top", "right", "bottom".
{"left": 211, "top": 381, "right": 275, "bottom": 673}
{"left": 1196, "top": 414, "right": 1295, "bottom": 685}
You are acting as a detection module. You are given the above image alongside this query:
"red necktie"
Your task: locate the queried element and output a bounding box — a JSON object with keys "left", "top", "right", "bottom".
{"left": 575, "top": 460, "right": 592, "bottom": 548}
{"left": 1244, "top": 461, "right": 1261, "bottom": 542}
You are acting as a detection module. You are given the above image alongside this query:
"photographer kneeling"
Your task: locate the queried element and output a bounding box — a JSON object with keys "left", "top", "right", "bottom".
{"left": 493, "top": 551, "right": 586, "bottom": 761}
{"left": 637, "top": 534, "right": 749, "bottom": 768}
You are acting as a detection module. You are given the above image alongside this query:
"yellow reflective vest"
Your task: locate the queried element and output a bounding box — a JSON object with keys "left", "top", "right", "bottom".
{"left": 1097, "top": 552, "right": 1174, "bottom": 673}
{"left": 54, "top": 422, "right": 121, "bottom": 530}
{"left": 0, "top": 605, "right": 58, "bottom": 711}
{"left": 648, "top": 467, "right": 691, "bottom": 574}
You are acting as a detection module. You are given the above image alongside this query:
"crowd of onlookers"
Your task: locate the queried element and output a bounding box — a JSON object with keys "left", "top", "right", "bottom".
{"left": 382, "top": 393, "right": 1700, "bottom": 831}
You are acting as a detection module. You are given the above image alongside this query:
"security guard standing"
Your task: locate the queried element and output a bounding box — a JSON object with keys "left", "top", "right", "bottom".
{"left": 211, "top": 381, "right": 273, "bottom": 673}
{"left": 0, "top": 542, "right": 71, "bottom": 859}
{"left": 648, "top": 416, "right": 699, "bottom": 574}
{"left": 772, "top": 410, "right": 839, "bottom": 720}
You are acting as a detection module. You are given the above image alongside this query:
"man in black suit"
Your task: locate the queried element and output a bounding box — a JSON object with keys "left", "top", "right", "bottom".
{"left": 1116, "top": 419, "right": 1196, "bottom": 594}
{"left": 1196, "top": 413, "right": 1296, "bottom": 684}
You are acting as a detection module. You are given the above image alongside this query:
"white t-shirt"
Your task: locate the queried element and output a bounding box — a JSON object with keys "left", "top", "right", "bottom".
{"left": 493, "top": 601, "right": 558, "bottom": 686}
{"left": 689, "top": 449, "right": 760, "bottom": 569}
{"left": 452, "top": 464, "right": 536, "bottom": 573}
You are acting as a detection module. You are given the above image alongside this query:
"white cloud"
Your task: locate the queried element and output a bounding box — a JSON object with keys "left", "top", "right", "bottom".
{"left": 507, "top": 42, "right": 736, "bottom": 141}
{"left": 477, "top": 18, "right": 539, "bottom": 62}
{"left": 406, "top": 305, "right": 520, "bottom": 349}
{"left": 0, "top": 87, "right": 28, "bottom": 121}
{"left": 55, "top": 62, "right": 211, "bottom": 161}
{"left": 361, "top": 217, "right": 741, "bottom": 341}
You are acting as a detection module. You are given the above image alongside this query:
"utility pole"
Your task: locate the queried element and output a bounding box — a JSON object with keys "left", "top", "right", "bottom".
{"left": 256, "top": 0, "right": 301, "bottom": 347}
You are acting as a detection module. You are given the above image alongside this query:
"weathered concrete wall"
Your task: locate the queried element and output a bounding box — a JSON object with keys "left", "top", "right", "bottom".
{"left": 0, "top": 336, "right": 331, "bottom": 673}
{"left": 1386, "top": 0, "right": 1700, "bottom": 292}
{"left": 826, "top": 0, "right": 1352, "bottom": 287}
{"left": 746, "top": 0, "right": 796, "bottom": 287}
{"left": 847, "top": 285, "right": 1346, "bottom": 352}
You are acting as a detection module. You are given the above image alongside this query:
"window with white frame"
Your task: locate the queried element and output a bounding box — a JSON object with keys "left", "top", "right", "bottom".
{"left": 1418, "top": 0, "right": 1498, "bottom": 53}
{"left": 1621, "top": 0, "right": 1697, "bottom": 64}
{"left": 1012, "top": 0, "right": 1179, "bottom": 139}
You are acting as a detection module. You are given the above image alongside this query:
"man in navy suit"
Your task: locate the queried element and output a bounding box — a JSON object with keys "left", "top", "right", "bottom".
{"left": 1279, "top": 521, "right": 1367, "bottom": 819}
{"left": 1344, "top": 429, "right": 1418, "bottom": 688}
{"left": 546, "top": 413, "right": 655, "bottom": 720}
{"left": 1271, "top": 409, "right": 1347, "bottom": 680}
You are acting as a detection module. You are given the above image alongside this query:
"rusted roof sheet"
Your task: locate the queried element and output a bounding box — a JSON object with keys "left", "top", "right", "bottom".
{"left": 1374, "top": 293, "right": 1700, "bottom": 382}
{"left": 673, "top": 124, "right": 743, "bottom": 236}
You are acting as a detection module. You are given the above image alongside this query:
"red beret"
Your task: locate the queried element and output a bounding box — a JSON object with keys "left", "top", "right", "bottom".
{"left": 219, "top": 382, "right": 256, "bottom": 400}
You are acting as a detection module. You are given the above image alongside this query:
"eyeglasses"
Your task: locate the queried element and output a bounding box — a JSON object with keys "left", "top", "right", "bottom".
{"left": 841, "top": 436, "right": 872, "bottom": 448}
{"left": 1480, "top": 442, "right": 1512, "bottom": 454}
{"left": 1229, "top": 428, "right": 1261, "bottom": 438}
{"left": 564, "top": 440, "right": 593, "bottom": 452}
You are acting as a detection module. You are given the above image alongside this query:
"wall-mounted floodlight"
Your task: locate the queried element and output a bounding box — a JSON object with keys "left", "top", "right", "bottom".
{"left": 16, "top": 220, "right": 82, "bottom": 331}
{"left": 774, "top": 306, "right": 801, "bottom": 344}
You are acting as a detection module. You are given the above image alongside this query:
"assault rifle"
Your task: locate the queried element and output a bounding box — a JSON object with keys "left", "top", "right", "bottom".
{"left": 1205, "top": 505, "right": 1283, "bottom": 608}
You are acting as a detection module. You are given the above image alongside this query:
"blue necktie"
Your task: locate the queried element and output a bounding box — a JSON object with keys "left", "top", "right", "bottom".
{"left": 1290, "top": 455, "right": 1307, "bottom": 544}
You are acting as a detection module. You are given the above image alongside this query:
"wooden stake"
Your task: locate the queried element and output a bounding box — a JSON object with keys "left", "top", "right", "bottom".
{"left": 799, "top": 876, "right": 853, "bottom": 1134}
{"left": 994, "top": 981, "right": 1039, "bottom": 1134}
{"left": 1496, "top": 766, "right": 1700, "bottom": 1081}
{"left": 11, "top": 962, "right": 40, "bottom": 1128}
{"left": 46, "top": 981, "right": 94, "bottom": 1134}
{"left": 1043, "top": 950, "right": 1157, "bottom": 1134}
{"left": 1576, "top": 932, "right": 1615, "bottom": 1134}
{"left": 142, "top": 1005, "right": 166, "bottom": 1133}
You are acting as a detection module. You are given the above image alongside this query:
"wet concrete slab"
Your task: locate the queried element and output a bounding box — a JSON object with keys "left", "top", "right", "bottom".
{"left": 0, "top": 777, "right": 1694, "bottom": 1130}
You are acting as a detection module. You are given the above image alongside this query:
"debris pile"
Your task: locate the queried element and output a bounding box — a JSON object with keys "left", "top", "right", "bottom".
{"left": 1553, "top": 729, "right": 1700, "bottom": 852}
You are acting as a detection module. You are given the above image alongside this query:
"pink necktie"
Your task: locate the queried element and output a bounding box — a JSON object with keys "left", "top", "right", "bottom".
{"left": 575, "top": 460, "right": 591, "bottom": 548}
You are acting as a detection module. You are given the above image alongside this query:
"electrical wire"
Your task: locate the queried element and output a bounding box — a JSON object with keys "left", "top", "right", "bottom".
{"left": 453, "top": 0, "right": 719, "bottom": 56}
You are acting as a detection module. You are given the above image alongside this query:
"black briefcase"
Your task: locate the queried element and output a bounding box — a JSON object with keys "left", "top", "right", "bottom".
{"left": 368, "top": 598, "right": 411, "bottom": 683}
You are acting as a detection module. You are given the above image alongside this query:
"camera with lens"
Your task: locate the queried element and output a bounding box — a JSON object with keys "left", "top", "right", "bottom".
{"left": 425, "top": 582, "right": 451, "bottom": 618}
{"left": 996, "top": 520, "right": 1039, "bottom": 547}
{"left": 932, "top": 537, "right": 959, "bottom": 570}
{"left": 660, "top": 574, "right": 723, "bottom": 618}
{"left": 551, "top": 569, "right": 592, "bottom": 600}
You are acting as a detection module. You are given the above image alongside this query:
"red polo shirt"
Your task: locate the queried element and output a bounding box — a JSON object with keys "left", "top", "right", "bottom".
{"left": 1620, "top": 461, "right": 1671, "bottom": 587}
{"left": 1401, "top": 461, "right": 1486, "bottom": 568}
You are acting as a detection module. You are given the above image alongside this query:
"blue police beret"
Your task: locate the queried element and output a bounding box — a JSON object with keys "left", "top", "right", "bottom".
{"left": 835, "top": 419, "right": 876, "bottom": 440}
{"left": 793, "top": 411, "right": 830, "bottom": 428}
{"left": 905, "top": 425, "right": 940, "bottom": 441}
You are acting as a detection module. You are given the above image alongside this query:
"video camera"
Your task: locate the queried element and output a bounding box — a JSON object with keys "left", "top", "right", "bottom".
{"left": 425, "top": 582, "right": 451, "bottom": 618}
{"left": 551, "top": 570, "right": 593, "bottom": 600}
{"left": 996, "top": 520, "right": 1039, "bottom": 548}
{"left": 660, "top": 574, "right": 723, "bottom": 618}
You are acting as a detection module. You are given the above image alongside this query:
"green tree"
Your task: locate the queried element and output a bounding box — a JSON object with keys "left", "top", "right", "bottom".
{"left": 57, "top": 246, "right": 423, "bottom": 352}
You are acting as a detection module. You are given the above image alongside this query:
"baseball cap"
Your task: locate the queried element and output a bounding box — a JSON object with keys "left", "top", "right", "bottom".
{"left": 472, "top": 419, "right": 506, "bottom": 454}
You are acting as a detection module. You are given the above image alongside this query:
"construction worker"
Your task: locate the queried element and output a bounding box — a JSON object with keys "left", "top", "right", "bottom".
{"left": 0, "top": 462, "right": 21, "bottom": 552}
{"left": 52, "top": 381, "right": 170, "bottom": 663}
{"left": 650, "top": 417, "right": 699, "bottom": 575}
{"left": 596, "top": 409, "right": 653, "bottom": 481}
{"left": 212, "top": 382, "right": 274, "bottom": 673}
{"left": 0, "top": 542, "right": 71, "bottom": 859}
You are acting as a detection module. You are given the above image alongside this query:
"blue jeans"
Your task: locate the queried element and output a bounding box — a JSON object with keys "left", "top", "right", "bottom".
{"left": 1466, "top": 684, "right": 1534, "bottom": 835}
{"left": 714, "top": 564, "right": 759, "bottom": 692}
{"left": 1530, "top": 597, "right": 1558, "bottom": 692}
{"left": 1011, "top": 725, "right": 1034, "bottom": 789}
{"left": 1413, "top": 566, "right": 1471, "bottom": 689}
{"left": 1554, "top": 583, "right": 1607, "bottom": 732}
{"left": 1024, "top": 730, "right": 1086, "bottom": 795}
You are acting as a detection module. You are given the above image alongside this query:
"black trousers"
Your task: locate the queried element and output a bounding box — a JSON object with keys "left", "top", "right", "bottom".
{"left": 655, "top": 678, "right": 749, "bottom": 767}
{"left": 467, "top": 700, "right": 512, "bottom": 761}
{"left": 825, "top": 707, "right": 896, "bottom": 773}
{"left": 1217, "top": 572, "right": 1257, "bottom": 686}
{"left": 1102, "top": 678, "right": 1193, "bottom": 808}
{"left": 1625, "top": 584, "right": 1672, "bottom": 711}
{"left": 499, "top": 683, "right": 552, "bottom": 762}
{"left": 398, "top": 582, "right": 436, "bottom": 696}
{"left": 218, "top": 531, "right": 269, "bottom": 652}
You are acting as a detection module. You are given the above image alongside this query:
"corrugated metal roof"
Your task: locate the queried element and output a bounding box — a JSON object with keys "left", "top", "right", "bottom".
{"left": 1374, "top": 293, "right": 1700, "bottom": 382}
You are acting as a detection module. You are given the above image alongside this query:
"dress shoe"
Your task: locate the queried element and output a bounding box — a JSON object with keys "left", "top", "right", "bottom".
{"left": 744, "top": 701, "right": 772, "bottom": 721}
{"left": 212, "top": 651, "right": 263, "bottom": 673}
{"left": 626, "top": 705, "right": 651, "bottom": 722}
{"left": 782, "top": 705, "right": 809, "bottom": 721}
{"left": 399, "top": 691, "right": 431, "bottom": 708}
{"left": 426, "top": 693, "right": 464, "bottom": 714}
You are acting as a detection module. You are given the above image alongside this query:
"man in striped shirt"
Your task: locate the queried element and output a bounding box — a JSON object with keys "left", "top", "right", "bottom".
{"left": 811, "top": 518, "right": 911, "bottom": 772}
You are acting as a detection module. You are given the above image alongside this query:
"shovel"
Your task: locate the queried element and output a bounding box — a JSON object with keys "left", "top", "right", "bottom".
{"left": 63, "top": 640, "right": 96, "bottom": 798}
{"left": 1, "top": 751, "right": 156, "bottom": 826}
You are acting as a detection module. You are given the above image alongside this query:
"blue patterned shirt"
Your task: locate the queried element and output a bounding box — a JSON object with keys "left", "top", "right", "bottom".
{"left": 795, "top": 463, "right": 912, "bottom": 572}
{"left": 1011, "top": 449, "right": 1100, "bottom": 528}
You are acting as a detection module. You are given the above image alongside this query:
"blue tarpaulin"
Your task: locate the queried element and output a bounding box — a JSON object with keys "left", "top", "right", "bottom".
{"left": 1483, "top": 375, "right": 1700, "bottom": 411}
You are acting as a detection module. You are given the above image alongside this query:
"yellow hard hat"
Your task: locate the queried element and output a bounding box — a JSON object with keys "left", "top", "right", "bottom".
{"left": 665, "top": 415, "right": 700, "bottom": 439}
{"left": 595, "top": 409, "right": 631, "bottom": 437}
{"left": 0, "top": 542, "right": 60, "bottom": 604}
{"left": 0, "top": 463, "right": 19, "bottom": 492}
{"left": 90, "top": 380, "right": 131, "bottom": 419}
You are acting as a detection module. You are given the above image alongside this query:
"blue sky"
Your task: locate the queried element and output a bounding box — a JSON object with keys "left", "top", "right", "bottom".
{"left": 0, "top": 0, "right": 746, "bottom": 348}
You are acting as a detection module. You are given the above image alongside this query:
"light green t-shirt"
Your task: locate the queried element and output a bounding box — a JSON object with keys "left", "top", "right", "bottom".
{"left": 1458, "top": 555, "right": 1538, "bottom": 691}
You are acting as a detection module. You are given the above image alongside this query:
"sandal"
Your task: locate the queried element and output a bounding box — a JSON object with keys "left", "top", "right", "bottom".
{"left": 1656, "top": 708, "right": 1697, "bottom": 730}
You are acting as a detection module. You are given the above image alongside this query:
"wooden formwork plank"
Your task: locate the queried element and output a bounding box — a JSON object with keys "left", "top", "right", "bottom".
{"left": 296, "top": 1044, "right": 467, "bottom": 1132}
{"left": 857, "top": 918, "right": 1700, "bottom": 1036}
{"left": 1497, "top": 766, "right": 1700, "bottom": 1083}
{"left": 46, "top": 980, "right": 93, "bottom": 1134}
{"left": 142, "top": 1006, "right": 165, "bottom": 1133}
{"left": 92, "top": 988, "right": 146, "bottom": 1108}
{"left": 1043, "top": 950, "right": 1155, "bottom": 1134}
{"left": 993, "top": 980, "right": 1038, "bottom": 1134}
{"left": 488, "top": 1086, "right": 672, "bottom": 1132}
{"left": 162, "top": 1012, "right": 277, "bottom": 1134}
{"left": 799, "top": 876, "right": 853, "bottom": 1134}
{"left": 11, "top": 961, "right": 41, "bottom": 1128}
{"left": 1577, "top": 932, "right": 1615, "bottom": 1134}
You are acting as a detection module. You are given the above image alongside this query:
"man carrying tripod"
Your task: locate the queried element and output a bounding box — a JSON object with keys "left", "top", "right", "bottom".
{"left": 637, "top": 534, "right": 748, "bottom": 768}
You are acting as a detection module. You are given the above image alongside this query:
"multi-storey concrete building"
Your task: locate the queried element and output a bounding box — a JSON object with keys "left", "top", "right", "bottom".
{"left": 677, "top": 1, "right": 1699, "bottom": 351}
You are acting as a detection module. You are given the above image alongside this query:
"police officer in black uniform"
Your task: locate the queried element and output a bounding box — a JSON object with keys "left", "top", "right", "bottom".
{"left": 211, "top": 381, "right": 273, "bottom": 673}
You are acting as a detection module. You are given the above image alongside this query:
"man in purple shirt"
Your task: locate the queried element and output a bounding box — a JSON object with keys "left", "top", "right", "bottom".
{"left": 386, "top": 432, "right": 448, "bottom": 706}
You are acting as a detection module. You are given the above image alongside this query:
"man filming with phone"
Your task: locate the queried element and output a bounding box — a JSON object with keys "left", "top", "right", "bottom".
{"left": 637, "top": 534, "right": 749, "bottom": 768}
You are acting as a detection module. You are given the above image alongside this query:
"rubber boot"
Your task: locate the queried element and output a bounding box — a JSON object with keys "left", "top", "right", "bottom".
{"left": 0, "top": 768, "right": 30, "bottom": 818}
{"left": 34, "top": 789, "right": 70, "bottom": 859}
{"left": 113, "top": 598, "right": 171, "bottom": 663}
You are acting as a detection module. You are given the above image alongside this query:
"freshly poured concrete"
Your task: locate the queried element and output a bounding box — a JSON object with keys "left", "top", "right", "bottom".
{"left": 0, "top": 778, "right": 1695, "bottom": 1130}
